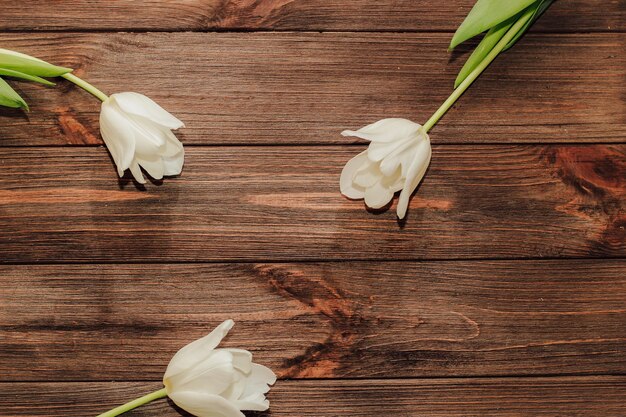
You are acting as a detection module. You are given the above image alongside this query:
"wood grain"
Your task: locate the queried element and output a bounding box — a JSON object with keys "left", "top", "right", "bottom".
{"left": 0, "top": 33, "right": 624, "bottom": 146}
{"left": 0, "top": 0, "right": 622, "bottom": 32}
{"left": 1, "top": 260, "right": 624, "bottom": 381}
{"left": 1, "top": 3, "right": 624, "bottom": 416}
{"left": 0, "top": 145, "right": 624, "bottom": 263}
{"left": 2, "top": 377, "right": 626, "bottom": 416}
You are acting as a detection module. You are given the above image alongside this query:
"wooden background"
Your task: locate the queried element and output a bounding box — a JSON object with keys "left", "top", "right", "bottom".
{"left": 1, "top": 1, "right": 625, "bottom": 416}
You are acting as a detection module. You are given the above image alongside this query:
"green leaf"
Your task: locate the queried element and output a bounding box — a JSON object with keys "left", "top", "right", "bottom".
{"left": 0, "top": 48, "right": 72, "bottom": 78}
{"left": 454, "top": 15, "right": 516, "bottom": 88}
{"left": 0, "top": 77, "right": 28, "bottom": 110}
{"left": 454, "top": 0, "right": 555, "bottom": 87}
{"left": 0, "top": 68, "right": 55, "bottom": 86}
{"left": 503, "top": 0, "right": 555, "bottom": 51}
{"left": 450, "top": 0, "right": 538, "bottom": 50}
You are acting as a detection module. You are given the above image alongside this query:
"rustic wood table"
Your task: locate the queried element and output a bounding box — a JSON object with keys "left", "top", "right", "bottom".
{"left": 1, "top": 1, "right": 625, "bottom": 416}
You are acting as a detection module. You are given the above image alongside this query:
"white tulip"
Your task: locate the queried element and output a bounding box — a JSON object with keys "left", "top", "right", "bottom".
{"left": 99, "top": 92, "right": 185, "bottom": 184}
{"left": 340, "top": 118, "right": 432, "bottom": 219}
{"left": 163, "top": 320, "right": 277, "bottom": 417}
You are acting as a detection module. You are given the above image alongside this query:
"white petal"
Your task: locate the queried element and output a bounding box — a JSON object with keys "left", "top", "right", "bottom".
{"left": 379, "top": 154, "right": 400, "bottom": 177}
{"left": 124, "top": 112, "right": 169, "bottom": 155}
{"left": 128, "top": 160, "right": 146, "bottom": 184}
{"left": 162, "top": 133, "right": 185, "bottom": 176}
{"left": 221, "top": 371, "right": 247, "bottom": 402}
{"left": 380, "top": 166, "right": 403, "bottom": 193}
{"left": 368, "top": 138, "right": 413, "bottom": 164}
{"left": 112, "top": 92, "right": 184, "bottom": 129}
{"left": 168, "top": 391, "right": 244, "bottom": 417}
{"left": 378, "top": 136, "right": 421, "bottom": 175}
{"left": 163, "top": 150, "right": 184, "bottom": 176}
{"left": 99, "top": 100, "right": 136, "bottom": 175}
{"left": 364, "top": 181, "right": 394, "bottom": 209}
{"left": 398, "top": 142, "right": 419, "bottom": 178}
{"left": 353, "top": 162, "right": 383, "bottom": 188}
{"left": 164, "top": 320, "right": 234, "bottom": 380}
{"left": 397, "top": 138, "right": 432, "bottom": 219}
{"left": 135, "top": 154, "right": 165, "bottom": 181}
{"left": 111, "top": 101, "right": 167, "bottom": 155}
{"left": 224, "top": 349, "right": 252, "bottom": 374}
{"left": 234, "top": 392, "right": 270, "bottom": 411}
{"left": 165, "top": 350, "right": 236, "bottom": 395}
{"left": 388, "top": 178, "right": 405, "bottom": 193}
{"left": 341, "top": 118, "right": 422, "bottom": 143}
{"left": 242, "top": 363, "right": 277, "bottom": 398}
{"left": 163, "top": 130, "right": 184, "bottom": 156}
{"left": 340, "top": 150, "right": 368, "bottom": 199}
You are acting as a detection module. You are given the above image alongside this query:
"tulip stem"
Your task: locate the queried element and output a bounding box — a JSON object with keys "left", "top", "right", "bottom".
{"left": 422, "top": 6, "right": 535, "bottom": 133}
{"left": 62, "top": 73, "right": 109, "bottom": 102}
{"left": 95, "top": 388, "right": 168, "bottom": 417}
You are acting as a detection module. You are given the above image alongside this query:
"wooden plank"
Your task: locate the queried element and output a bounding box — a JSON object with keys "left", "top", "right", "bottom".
{"left": 0, "top": 1, "right": 622, "bottom": 32}
{"left": 1, "top": 260, "right": 624, "bottom": 381}
{"left": 2, "top": 377, "right": 626, "bottom": 416}
{"left": 0, "top": 32, "right": 624, "bottom": 146}
{"left": 0, "top": 145, "right": 624, "bottom": 263}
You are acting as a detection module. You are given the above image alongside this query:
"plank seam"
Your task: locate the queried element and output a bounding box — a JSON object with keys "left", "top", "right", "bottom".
{"left": 1, "top": 255, "right": 625, "bottom": 267}
{"left": 3, "top": 373, "right": 625, "bottom": 384}
{"left": 1, "top": 141, "right": 625, "bottom": 149}
{"left": 0, "top": 29, "right": 623, "bottom": 34}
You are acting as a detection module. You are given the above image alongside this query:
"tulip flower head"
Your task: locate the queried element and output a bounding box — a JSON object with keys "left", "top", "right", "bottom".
{"left": 100, "top": 92, "right": 185, "bottom": 184}
{"left": 340, "top": 118, "right": 432, "bottom": 219}
{"left": 163, "top": 320, "right": 277, "bottom": 417}
{"left": 0, "top": 48, "right": 187, "bottom": 184}
{"left": 94, "top": 320, "right": 275, "bottom": 417}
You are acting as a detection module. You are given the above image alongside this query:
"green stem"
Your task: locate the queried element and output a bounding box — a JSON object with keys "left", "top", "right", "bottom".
{"left": 95, "top": 388, "right": 168, "bottom": 417}
{"left": 423, "top": 6, "right": 535, "bottom": 133}
{"left": 62, "top": 73, "right": 109, "bottom": 102}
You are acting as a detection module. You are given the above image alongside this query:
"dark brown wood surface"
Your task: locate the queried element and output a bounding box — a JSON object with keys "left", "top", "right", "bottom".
{"left": 0, "top": 0, "right": 622, "bottom": 32}
{"left": 0, "top": 33, "right": 624, "bottom": 146}
{"left": 2, "top": 261, "right": 625, "bottom": 381}
{"left": 1, "top": 1, "right": 624, "bottom": 416}
{"left": 4, "top": 377, "right": 626, "bottom": 416}
{"left": 0, "top": 145, "right": 624, "bottom": 262}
